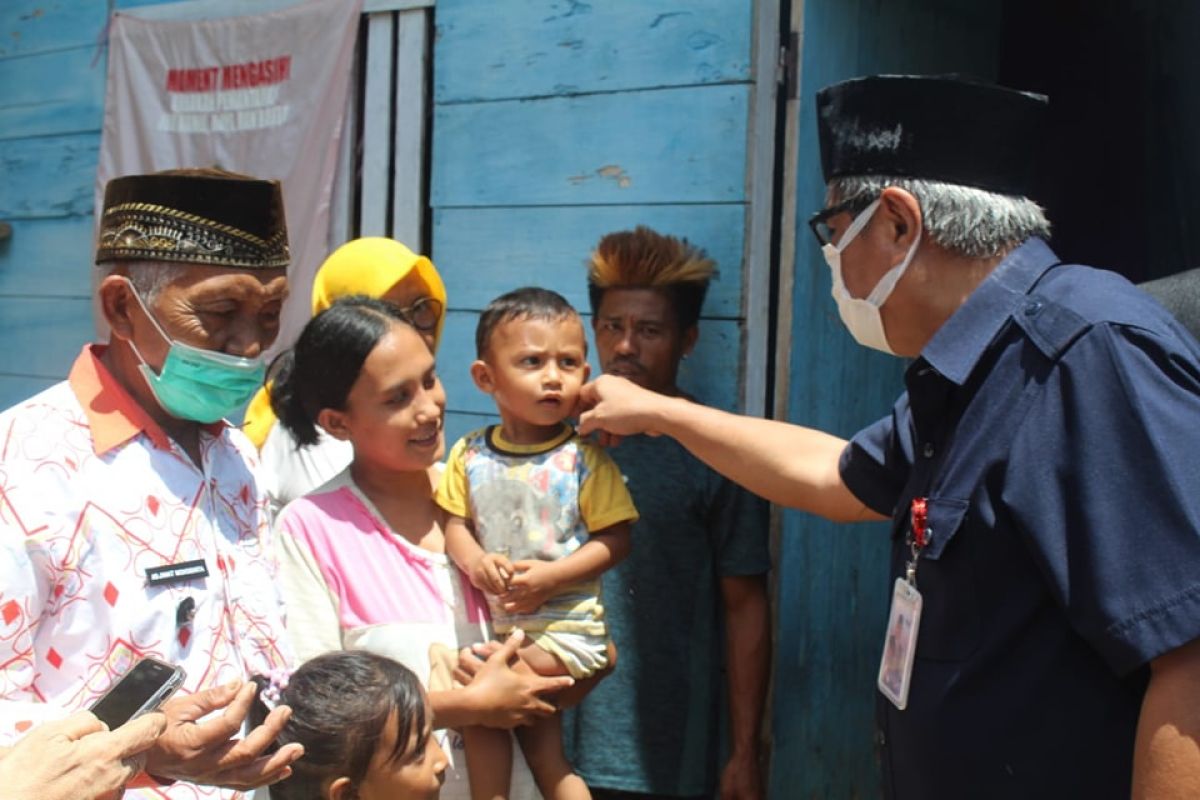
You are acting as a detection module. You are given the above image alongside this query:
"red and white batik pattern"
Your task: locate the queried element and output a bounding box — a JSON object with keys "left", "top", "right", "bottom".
{"left": 0, "top": 346, "right": 289, "bottom": 799}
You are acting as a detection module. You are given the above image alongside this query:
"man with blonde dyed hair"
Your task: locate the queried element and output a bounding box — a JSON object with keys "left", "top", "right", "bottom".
{"left": 562, "top": 226, "right": 771, "bottom": 800}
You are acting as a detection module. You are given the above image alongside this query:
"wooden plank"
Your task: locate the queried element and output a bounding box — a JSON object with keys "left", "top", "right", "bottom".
{"left": 771, "top": 2, "right": 801, "bottom": 427}
{"left": 114, "top": 0, "right": 306, "bottom": 20}
{"left": 431, "top": 84, "right": 749, "bottom": 208}
{"left": 0, "top": 132, "right": 98, "bottom": 219}
{"left": 0, "top": 0, "right": 108, "bottom": 58}
{"left": 360, "top": 11, "right": 395, "bottom": 237}
{"left": 0, "top": 216, "right": 95, "bottom": 297}
{"left": 329, "top": 26, "right": 360, "bottom": 247}
{"left": 119, "top": 0, "right": 423, "bottom": 14}
{"left": 0, "top": 297, "right": 93, "bottom": 379}
{"left": 0, "top": 45, "right": 105, "bottom": 140}
{"left": 364, "top": 0, "right": 433, "bottom": 12}
{"left": 433, "top": 0, "right": 751, "bottom": 103}
{"left": 432, "top": 204, "right": 746, "bottom": 318}
{"left": 391, "top": 8, "right": 427, "bottom": 251}
{"left": 436, "top": 308, "right": 741, "bottom": 416}
{"left": 0, "top": 375, "right": 58, "bottom": 411}
{"left": 739, "top": 0, "right": 780, "bottom": 417}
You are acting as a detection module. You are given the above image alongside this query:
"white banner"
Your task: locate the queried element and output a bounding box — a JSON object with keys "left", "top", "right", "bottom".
{"left": 96, "top": 0, "right": 362, "bottom": 348}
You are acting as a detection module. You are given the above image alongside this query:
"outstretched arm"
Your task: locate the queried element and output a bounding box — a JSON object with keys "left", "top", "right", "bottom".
{"left": 577, "top": 375, "right": 881, "bottom": 523}
{"left": 501, "top": 522, "right": 631, "bottom": 615}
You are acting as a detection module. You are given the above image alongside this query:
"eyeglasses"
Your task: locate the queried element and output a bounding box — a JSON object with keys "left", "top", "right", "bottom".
{"left": 397, "top": 296, "right": 443, "bottom": 333}
{"left": 807, "top": 195, "right": 878, "bottom": 247}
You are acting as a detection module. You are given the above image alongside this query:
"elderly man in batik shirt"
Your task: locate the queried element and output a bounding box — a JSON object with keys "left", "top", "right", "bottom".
{"left": 0, "top": 169, "right": 299, "bottom": 798}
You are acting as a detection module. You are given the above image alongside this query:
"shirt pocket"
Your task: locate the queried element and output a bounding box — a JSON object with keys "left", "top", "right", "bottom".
{"left": 913, "top": 497, "right": 981, "bottom": 662}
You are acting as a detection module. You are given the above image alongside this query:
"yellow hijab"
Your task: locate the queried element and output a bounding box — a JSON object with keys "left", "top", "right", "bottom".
{"left": 242, "top": 237, "right": 447, "bottom": 448}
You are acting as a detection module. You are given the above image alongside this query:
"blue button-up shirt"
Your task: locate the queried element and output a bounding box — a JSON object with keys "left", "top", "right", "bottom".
{"left": 840, "top": 238, "right": 1200, "bottom": 798}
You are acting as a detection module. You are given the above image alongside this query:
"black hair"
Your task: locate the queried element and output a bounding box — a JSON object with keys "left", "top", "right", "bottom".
{"left": 250, "top": 651, "right": 430, "bottom": 800}
{"left": 474, "top": 286, "right": 582, "bottom": 359}
{"left": 268, "top": 295, "right": 423, "bottom": 446}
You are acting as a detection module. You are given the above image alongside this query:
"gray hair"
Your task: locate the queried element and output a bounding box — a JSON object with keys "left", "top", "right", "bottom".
{"left": 97, "top": 261, "right": 177, "bottom": 303}
{"left": 828, "top": 176, "right": 1051, "bottom": 259}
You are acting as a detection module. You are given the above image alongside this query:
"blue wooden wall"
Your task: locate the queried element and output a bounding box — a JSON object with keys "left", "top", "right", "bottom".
{"left": 429, "top": 0, "right": 756, "bottom": 447}
{"left": 0, "top": 0, "right": 171, "bottom": 410}
{"left": 773, "top": 1, "right": 1001, "bottom": 796}
{"left": 0, "top": 1, "right": 105, "bottom": 406}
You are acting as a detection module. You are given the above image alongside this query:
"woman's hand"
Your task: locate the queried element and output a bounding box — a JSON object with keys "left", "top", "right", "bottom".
{"left": 454, "top": 630, "right": 573, "bottom": 728}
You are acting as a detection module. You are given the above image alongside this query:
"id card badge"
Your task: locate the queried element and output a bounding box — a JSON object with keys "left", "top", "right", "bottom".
{"left": 877, "top": 577, "right": 923, "bottom": 710}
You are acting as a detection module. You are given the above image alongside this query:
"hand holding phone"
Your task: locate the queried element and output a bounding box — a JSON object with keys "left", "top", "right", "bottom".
{"left": 0, "top": 711, "right": 166, "bottom": 800}
{"left": 90, "top": 657, "right": 186, "bottom": 729}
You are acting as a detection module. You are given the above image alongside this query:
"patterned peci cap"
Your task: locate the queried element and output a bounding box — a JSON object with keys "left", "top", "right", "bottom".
{"left": 95, "top": 171, "right": 289, "bottom": 269}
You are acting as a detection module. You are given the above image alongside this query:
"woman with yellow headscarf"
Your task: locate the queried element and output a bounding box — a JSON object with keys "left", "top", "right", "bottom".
{"left": 249, "top": 237, "right": 447, "bottom": 512}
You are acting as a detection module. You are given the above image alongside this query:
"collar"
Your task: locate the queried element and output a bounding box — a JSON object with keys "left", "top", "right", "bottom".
{"left": 68, "top": 344, "right": 224, "bottom": 456}
{"left": 485, "top": 423, "right": 574, "bottom": 457}
{"left": 917, "top": 238, "right": 1060, "bottom": 385}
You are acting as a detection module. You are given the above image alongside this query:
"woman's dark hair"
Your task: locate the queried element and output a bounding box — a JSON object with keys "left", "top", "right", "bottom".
{"left": 251, "top": 651, "right": 430, "bottom": 800}
{"left": 268, "top": 295, "right": 423, "bottom": 446}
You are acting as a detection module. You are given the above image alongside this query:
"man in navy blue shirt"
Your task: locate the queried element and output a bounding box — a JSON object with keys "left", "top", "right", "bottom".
{"left": 577, "top": 75, "right": 1200, "bottom": 798}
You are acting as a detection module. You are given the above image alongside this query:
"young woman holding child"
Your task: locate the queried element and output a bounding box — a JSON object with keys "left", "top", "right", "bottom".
{"left": 269, "top": 296, "right": 565, "bottom": 799}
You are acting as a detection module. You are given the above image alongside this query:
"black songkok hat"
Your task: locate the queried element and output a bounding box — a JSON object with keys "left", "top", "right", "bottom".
{"left": 95, "top": 172, "right": 290, "bottom": 269}
{"left": 816, "top": 75, "right": 1049, "bottom": 199}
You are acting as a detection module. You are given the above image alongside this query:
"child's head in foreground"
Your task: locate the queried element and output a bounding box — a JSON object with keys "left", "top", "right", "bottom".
{"left": 470, "top": 287, "right": 589, "bottom": 442}
{"left": 258, "top": 651, "right": 446, "bottom": 800}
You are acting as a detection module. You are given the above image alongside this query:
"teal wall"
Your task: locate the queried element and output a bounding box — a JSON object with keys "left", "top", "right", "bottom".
{"left": 0, "top": 0, "right": 167, "bottom": 409}
{"left": 773, "top": 1, "right": 1002, "bottom": 795}
{"left": 428, "top": 0, "right": 758, "bottom": 447}
{"left": 0, "top": 1, "right": 105, "bottom": 406}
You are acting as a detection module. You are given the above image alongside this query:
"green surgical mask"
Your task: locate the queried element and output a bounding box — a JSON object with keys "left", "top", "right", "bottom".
{"left": 125, "top": 279, "right": 266, "bottom": 423}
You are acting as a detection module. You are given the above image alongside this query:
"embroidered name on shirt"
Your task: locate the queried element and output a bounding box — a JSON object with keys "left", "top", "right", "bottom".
{"left": 146, "top": 560, "right": 210, "bottom": 586}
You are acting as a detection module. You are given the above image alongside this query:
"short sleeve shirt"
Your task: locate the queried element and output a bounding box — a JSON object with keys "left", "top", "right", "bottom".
{"left": 0, "top": 345, "right": 289, "bottom": 800}
{"left": 839, "top": 239, "right": 1200, "bottom": 799}
{"left": 436, "top": 424, "right": 637, "bottom": 635}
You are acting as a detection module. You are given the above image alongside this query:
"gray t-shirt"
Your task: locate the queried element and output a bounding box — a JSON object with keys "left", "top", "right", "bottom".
{"left": 562, "top": 433, "right": 770, "bottom": 796}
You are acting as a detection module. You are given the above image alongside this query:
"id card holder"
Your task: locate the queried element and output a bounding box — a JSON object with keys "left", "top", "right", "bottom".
{"left": 877, "top": 577, "right": 923, "bottom": 710}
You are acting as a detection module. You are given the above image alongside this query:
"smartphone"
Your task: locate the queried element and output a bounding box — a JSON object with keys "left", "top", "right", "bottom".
{"left": 90, "top": 656, "right": 186, "bottom": 728}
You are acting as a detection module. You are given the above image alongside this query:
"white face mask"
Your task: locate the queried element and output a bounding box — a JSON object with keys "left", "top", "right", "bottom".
{"left": 822, "top": 198, "right": 921, "bottom": 355}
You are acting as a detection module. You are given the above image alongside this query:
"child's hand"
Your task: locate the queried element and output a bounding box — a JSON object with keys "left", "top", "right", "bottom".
{"left": 500, "top": 560, "right": 559, "bottom": 614}
{"left": 470, "top": 552, "right": 514, "bottom": 595}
